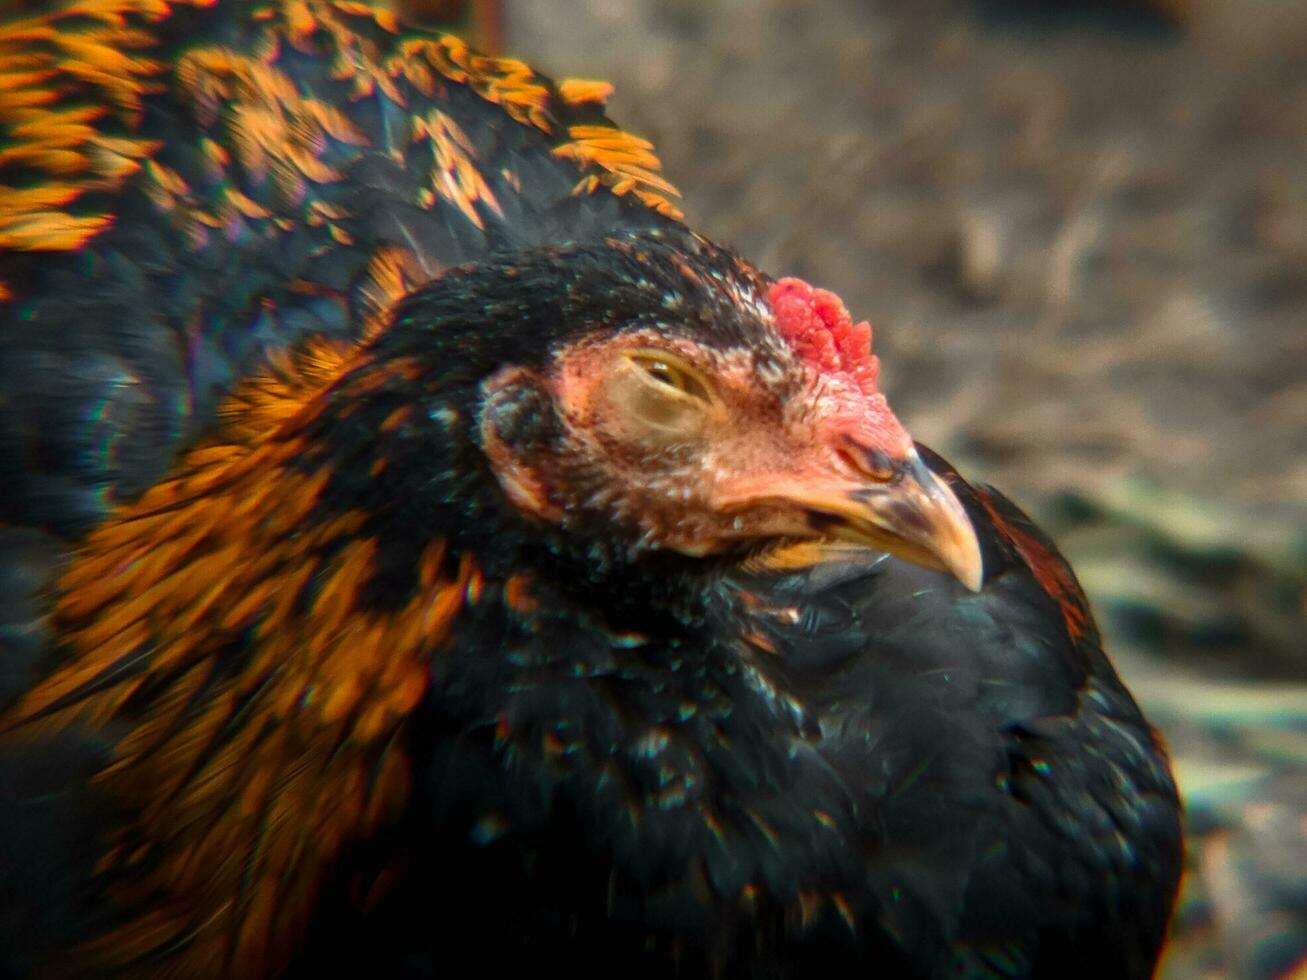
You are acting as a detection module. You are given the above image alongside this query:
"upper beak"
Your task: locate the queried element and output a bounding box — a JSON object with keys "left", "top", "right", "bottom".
{"left": 817, "top": 447, "right": 984, "bottom": 591}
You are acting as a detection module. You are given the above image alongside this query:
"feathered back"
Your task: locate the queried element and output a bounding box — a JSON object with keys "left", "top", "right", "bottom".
{"left": 0, "top": 0, "right": 681, "bottom": 540}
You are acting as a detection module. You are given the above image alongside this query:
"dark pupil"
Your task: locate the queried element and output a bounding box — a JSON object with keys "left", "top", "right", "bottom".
{"left": 645, "top": 361, "right": 678, "bottom": 388}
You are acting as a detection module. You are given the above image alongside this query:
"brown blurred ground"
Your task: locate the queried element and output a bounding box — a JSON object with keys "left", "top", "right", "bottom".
{"left": 505, "top": 2, "right": 1307, "bottom": 977}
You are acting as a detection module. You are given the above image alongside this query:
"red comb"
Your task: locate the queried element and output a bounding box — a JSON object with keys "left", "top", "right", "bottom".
{"left": 768, "top": 278, "right": 880, "bottom": 395}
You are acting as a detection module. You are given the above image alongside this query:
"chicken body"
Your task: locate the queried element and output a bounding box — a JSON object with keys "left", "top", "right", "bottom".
{"left": 0, "top": 3, "right": 1181, "bottom": 977}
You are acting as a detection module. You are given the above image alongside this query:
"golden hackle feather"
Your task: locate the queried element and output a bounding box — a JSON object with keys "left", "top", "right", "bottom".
{"left": 0, "top": 0, "right": 204, "bottom": 263}
{"left": 9, "top": 337, "right": 474, "bottom": 976}
{"left": 1, "top": 0, "right": 681, "bottom": 296}
{"left": 553, "top": 123, "right": 683, "bottom": 220}
{"left": 412, "top": 108, "right": 503, "bottom": 228}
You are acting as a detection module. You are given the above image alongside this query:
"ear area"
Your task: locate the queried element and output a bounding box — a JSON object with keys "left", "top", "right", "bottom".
{"left": 479, "top": 366, "right": 565, "bottom": 521}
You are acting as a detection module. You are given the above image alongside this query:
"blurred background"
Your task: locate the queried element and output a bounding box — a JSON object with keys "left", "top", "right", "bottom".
{"left": 490, "top": 1, "right": 1307, "bottom": 977}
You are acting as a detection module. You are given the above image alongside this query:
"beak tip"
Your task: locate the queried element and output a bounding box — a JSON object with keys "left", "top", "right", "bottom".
{"left": 953, "top": 542, "right": 984, "bottom": 592}
{"left": 903, "top": 450, "right": 986, "bottom": 592}
{"left": 930, "top": 502, "right": 984, "bottom": 592}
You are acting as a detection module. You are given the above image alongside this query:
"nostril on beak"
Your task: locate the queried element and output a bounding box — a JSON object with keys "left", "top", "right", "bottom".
{"left": 837, "top": 437, "right": 896, "bottom": 483}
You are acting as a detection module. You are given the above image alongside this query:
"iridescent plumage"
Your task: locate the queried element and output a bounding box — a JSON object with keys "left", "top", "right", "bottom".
{"left": 0, "top": 4, "right": 1182, "bottom": 978}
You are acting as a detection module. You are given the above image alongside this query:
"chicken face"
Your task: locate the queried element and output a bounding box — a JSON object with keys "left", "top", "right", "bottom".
{"left": 476, "top": 244, "right": 981, "bottom": 590}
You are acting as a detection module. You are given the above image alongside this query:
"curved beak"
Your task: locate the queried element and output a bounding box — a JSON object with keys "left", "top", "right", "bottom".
{"left": 814, "top": 448, "right": 984, "bottom": 591}
{"left": 716, "top": 446, "right": 984, "bottom": 591}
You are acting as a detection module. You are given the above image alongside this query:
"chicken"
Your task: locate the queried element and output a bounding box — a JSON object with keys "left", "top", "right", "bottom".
{"left": 0, "top": 1, "right": 1182, "bottom": 977}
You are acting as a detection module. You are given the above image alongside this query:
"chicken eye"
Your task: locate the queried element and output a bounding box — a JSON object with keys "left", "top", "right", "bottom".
{"left": 629, "top": 353, "right": 713, "bottom": 403}
{"left": 603, "top": 351, "right": 716, "bottom": 444}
